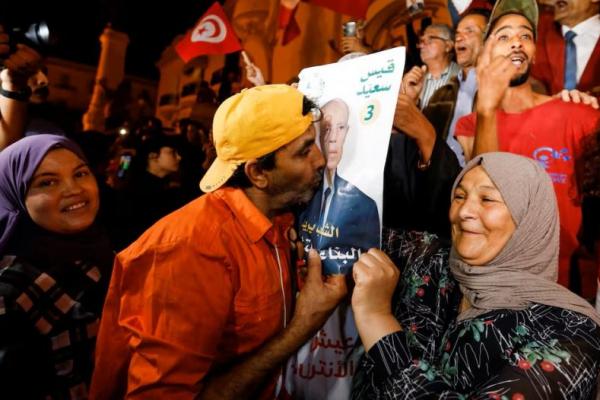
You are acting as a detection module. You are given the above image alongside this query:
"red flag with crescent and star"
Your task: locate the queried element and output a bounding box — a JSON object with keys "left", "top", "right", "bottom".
{"left": 175, "top": 2, "right": 242, "bottom": 63}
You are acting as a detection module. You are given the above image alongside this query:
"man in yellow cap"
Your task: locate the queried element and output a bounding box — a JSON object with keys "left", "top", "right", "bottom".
{"left": 90, "top": 84, "right": 347, "bottom": 400}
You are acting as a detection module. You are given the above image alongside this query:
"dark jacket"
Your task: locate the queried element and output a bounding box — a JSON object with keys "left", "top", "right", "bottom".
{"left": 383, "top": 132, "right": 461, "bottom": 239}
{"left": 113, "top": 171, "right": 187, "bottom": 250}
{"left": 422, "top": 76, "right": 460, "bottom": 141}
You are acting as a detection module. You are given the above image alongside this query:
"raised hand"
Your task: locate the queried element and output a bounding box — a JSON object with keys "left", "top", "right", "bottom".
{"left": 400, "top": 65, "right": 427, "bottom": 103}
{"left": 351, "top": 249, "right": 402, "bottom": 351}
{"left": 475, "top": 37, "right": 517, "bottom": 116}
{"left": 340, "top": 36, "right": 369, "bottom": 54}
{"left": 0, "top": 41, "right": 43, "bottom": 91}
{"left": 241, "top": 51, "right": 265, "bottom": 87}
{"left": 351, "top": 249, "right": 399, "bottom": 318}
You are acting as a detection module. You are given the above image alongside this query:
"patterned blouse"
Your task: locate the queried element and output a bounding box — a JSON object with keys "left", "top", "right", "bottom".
{"left": 0, "top": 255, "right": 107, "bottom": 399}
{"left": 352, "top": 229, "right": 600, "bottom": 400}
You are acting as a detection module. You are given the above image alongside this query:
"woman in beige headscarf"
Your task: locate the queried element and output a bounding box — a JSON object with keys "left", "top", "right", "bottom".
{"left": 351, "top": 152, "right": 600, "bottom": 399}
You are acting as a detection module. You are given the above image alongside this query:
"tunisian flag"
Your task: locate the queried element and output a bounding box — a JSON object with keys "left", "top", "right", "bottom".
{"left": 175, "top": 2, "right": 242, "bottom": 63}
{"left": 309, "top": 0, "right": 370, "bottom": 18}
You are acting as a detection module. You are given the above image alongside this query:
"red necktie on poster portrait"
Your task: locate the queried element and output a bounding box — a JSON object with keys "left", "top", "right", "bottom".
{"left": 278, "top": 0, "right": 370, "bottom": 46}
{"left": 175, "top": 2, "right": 242, "bottom": 63}
{"left": 279, "top": 0, "right": 302, "bottom": 45}
{"left": 309, "top": 0, "right": 370, "bottom": 18}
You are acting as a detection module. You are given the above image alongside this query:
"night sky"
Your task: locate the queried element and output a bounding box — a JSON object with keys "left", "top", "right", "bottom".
{"left": 4, "top": 0, "right": 216, "bottom": 80}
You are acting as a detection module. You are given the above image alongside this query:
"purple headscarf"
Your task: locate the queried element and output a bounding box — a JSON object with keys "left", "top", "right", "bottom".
{"left": 0, "top": 134, "right": 88, "bottom": 254}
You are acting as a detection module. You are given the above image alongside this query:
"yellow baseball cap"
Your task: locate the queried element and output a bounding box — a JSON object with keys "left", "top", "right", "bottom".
{"left": 200, "top": 84, "right": 313, "bottom": 193}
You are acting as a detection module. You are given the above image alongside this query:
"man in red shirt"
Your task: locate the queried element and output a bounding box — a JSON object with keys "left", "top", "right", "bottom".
{"left": 90, "top": 85, "right": 347, "bottom": 399}
{"left": 454, "top": 0, "right": 600, "bottom": 288}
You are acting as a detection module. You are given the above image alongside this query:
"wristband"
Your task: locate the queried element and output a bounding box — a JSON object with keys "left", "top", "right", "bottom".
{"left": 416, "top": 157, "right": 431, "bottom": 171}
{"left": 0, "top": 86, "right": 32, "bottom": 101}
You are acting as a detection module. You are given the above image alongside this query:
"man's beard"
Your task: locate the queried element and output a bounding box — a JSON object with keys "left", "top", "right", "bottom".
{"left": 269, "top": 171, "right": 323, "bottom": 212}
{"left": 509, "top": 65, "right": 531, "bottom": 87}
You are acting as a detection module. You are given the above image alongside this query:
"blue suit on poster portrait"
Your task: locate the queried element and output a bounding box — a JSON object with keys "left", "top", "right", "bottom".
{"left": 299, "top": 97, "right": 381, "bottom": 275}
{"left": 299, "top": 173, "right": 380, "bottom": 274}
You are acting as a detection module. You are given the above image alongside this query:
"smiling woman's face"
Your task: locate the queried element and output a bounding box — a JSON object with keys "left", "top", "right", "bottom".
{"left": 25, "top": 148, "right": 100, "bottom": 234}
{"left": 450, "top": 166, "right": 516, "bottom": 265}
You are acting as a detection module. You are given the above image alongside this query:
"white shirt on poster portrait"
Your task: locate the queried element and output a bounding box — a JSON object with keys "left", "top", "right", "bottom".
{"left": 561, "top": 14, "right": 600, "bottom": 82}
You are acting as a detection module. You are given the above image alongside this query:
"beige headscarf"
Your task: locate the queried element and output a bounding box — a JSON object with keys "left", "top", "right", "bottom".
{"left": 450, "top": 152, "right": 600, "bottom": 326}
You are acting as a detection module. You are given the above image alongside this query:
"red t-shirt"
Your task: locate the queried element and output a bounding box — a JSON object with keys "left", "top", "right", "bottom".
{"left": 455, "top": 99, "right": 600, "bottom": 286}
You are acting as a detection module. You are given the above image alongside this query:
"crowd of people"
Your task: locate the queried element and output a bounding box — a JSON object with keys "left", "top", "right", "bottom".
{"left": 0, "top": 0, "right": 600, "bottom": 398}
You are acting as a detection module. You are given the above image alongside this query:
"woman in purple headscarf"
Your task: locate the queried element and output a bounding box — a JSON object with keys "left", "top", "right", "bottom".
{"left": 0, "top": 134, "right": 113, "bottom": 399}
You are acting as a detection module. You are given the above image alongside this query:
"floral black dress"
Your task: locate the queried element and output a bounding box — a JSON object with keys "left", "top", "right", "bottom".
{"left": 352, "top": 229, "right": 600, "bottom": 400}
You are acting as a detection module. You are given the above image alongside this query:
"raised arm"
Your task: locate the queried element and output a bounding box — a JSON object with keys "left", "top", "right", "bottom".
{"left": 473, "top": 38, "right": 515, "bottom": 157}
{"left": 0, "top": 27, "right": 43, "bottom": 149}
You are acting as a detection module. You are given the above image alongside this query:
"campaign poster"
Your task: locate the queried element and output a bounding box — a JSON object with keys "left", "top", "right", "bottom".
{"left": 298, "top": 47, "right": 405, "bottom": 275}
{"left": 283, "top": 47, "right": 405, "bottom": 400}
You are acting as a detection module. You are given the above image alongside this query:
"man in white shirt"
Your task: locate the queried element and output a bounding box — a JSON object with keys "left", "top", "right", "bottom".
{"left": 417, "top": 23, "right": 461, "bottom": 108}
{"left": 401, "top": 10, "right": 490, "bottom": 166}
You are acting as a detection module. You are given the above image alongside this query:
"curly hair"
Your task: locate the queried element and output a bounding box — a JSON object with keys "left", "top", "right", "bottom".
{"left": 577, "top": 127, "right": 600, "bottom": 197}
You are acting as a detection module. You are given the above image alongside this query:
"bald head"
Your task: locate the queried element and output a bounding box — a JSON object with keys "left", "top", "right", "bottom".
{"left": 322, "top": 99, "right": 349, "bottom": 122}
{"left": 320, "top": 98, "right": 350, "bottom": 175}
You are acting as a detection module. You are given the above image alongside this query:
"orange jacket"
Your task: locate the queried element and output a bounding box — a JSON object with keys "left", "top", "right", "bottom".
{"left": 90, "top": 187, "right": 293, "bottom": 399}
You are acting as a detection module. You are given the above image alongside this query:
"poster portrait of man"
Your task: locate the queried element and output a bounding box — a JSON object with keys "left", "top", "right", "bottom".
{"left": 286, "top": 47, "right": 405, "bottom": 399}
{"left": 300, "top": 98, "right": 379, "bottom": 275}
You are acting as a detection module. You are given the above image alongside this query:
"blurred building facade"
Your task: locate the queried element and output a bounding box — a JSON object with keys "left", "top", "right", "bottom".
{"left": 44, "top": 57, "right": 99, "bottom": 111}
{"left": 44, "top": 57, "right": 156, "bottom": 127}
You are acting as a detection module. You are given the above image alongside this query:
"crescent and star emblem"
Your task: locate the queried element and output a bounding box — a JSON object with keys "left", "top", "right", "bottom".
{"left": 191, "top": 14, "right": 227, "bottom": 43}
